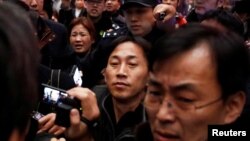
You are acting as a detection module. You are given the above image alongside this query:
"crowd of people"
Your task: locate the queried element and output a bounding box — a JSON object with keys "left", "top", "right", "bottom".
{"left": 1, "top": 0, "right": 250, "bottom": 141}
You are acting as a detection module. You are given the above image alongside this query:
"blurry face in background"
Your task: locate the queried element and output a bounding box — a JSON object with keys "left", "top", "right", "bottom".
{"left": 85, "top": 0, "right": 105, "bottom": 18}
{"left": 70, "top": 24, "right": 94, "bottom": 54}
{"left": 105, "top": 0, "right": 120, "bottom": 13}
{"left": 162, "top": 0, "right": 179, "bottom": 8}
{"left": 104, "top": 41, "right": 149, "bottom": 102}
{"left": 61, "top": 0, "right": 71, "bottom": 9}
{"left": 194, "top": 0, "right": 222, "bottom": 15}
{"left": 22, "top": 0, "right": 47, "bottom": 17}
{"left": 123, "top": 6, "right": 156, "bottom": 37}
{"left": 75, "top": 0, "right": 84, "bottom": 9}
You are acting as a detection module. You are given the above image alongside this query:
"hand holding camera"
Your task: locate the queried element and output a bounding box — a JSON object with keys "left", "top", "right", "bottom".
{"left": 65, "top": 87, "right": 100, "bottom": 140}
{"left": 41, "top": 84, "right": 82, "bottom": 128}
{"left": 39, "top": 84, "right": 99, "bottom": 140}
{"left": 153, "top": 3, "right": 176, "bottom": 22}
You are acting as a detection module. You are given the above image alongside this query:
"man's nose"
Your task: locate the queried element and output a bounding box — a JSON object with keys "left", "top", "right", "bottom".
{"left": 30, "top": 0, "right": 38, "bottom": 8}
{"left": 116, "top": 64, "right": 128, "bottom": 77}
{"left": 106, "top": 0, "right": 112, "bottom": 4}
{"left": 156, "top": 100, "right": 176, "bottom": 123}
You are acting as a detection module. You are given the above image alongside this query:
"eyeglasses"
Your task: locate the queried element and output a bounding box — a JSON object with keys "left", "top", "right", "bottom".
{"left": 143, "top": 92, "right": 222, "bottom": 113}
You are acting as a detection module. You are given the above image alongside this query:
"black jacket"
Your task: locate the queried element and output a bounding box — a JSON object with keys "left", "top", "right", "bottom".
{"left": 92, "top": 85, "right": 147, "bottom": 141}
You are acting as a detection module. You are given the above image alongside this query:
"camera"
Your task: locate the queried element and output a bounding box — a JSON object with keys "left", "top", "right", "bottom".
{"left": 41, "top": 84, "right": 81, "bottom": 127}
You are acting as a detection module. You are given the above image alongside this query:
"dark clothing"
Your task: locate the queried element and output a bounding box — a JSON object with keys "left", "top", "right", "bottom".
{"left": 92, "top": 85, "right": 146, "bottom": 141}
{"left": 72, "top": 8, "right": 86, "bottom": 18}
{"left": 58, "top": 8, "right": 74, "bottom": 29}
{"left": 186, "top": 9, "right": 202, "bottom": 23}
{"left": 106, "top": 11, "right": 126, "bottom": 28}
{"left": 245, "top": 19, "right": 250, "bottom": 40}
{"left": 38, "top": 18, "right": 76, "bottom": 71}
{"left": 135, "top": 122, "right": 153, "bottom": 141}
{"left": 58, "top": 8, "right": 86, "bottom": 29}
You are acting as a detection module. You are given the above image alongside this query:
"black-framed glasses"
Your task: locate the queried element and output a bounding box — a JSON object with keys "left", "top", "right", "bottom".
{"left": 143, "top": 94, "right": 222, "bottom": 112}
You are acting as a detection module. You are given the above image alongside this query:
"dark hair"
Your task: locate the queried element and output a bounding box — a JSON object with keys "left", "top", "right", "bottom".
{"left": 151, "top": 23, "right": 250, "bottom": 99}
{"left": 105, "top": 35, "right": 151, "bottom": 67}
{"left": 233, "top": 0, "right": 250, "bottom": 14}
{"left": 68, "top": 17, "right": 96, "bottom": 41}
{"left": 201, "top": 9, "right": 244, "bottom": 37}
{"left": 0, "top": 2, "right": 40, "bottom": 140}
{"left": 177, "top": 0, "right": 188, "bottom": 16}
{"left": 43, "top": 0, "right": 53, "bottom": 19}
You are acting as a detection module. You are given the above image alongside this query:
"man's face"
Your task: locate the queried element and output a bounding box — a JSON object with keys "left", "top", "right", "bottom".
{"left": 194, "top": 0, "right": 221, "bottom": 15}
{"left": 22, "top": 0, "right": 44, "bottom": 14}
{"left": 123, "top": 6, "right": 156, "bottom": 37}
{"left": 105, "top": 0, "right": 120, "bottom": 12}
{"left": 104, "top": 41, "right": 149, "bottom": 102}
{"left": 145, "top": 43, "right": 231, "bottom": 141}
{"left": 84, "top": 0, "right": 105, "bottom": 18}
{"left": 162, "top": 0, "right": 179, "bottom": 8}
{"left": 61, "top": 0, "right": 71, "bottom": 9}
{"left": 75, "top": 0, "right": 84, "bottom": 9}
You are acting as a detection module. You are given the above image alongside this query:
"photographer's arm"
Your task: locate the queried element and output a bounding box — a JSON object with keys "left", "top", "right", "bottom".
{"left": 153, "top": 4, "right": 177, "bottom": 31}
{"left": 65, "top": 87, "right": 100, "bottom": 141}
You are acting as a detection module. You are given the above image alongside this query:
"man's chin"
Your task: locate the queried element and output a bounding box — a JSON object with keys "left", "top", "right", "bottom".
{"left": 194, "top": 8, "right": 206, "bottom": 15}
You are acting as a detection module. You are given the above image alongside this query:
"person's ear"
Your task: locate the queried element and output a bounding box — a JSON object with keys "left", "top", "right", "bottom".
{"left": 102, "top": 68, "right": 107, "bottom": 82}
{"left": 223, "top": 91, "right": 246, "bottom": 124}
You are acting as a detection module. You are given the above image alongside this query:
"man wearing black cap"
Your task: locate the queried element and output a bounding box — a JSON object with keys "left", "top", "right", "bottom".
{"left": 102, "top": 0, "right": 173, "bottom": 42}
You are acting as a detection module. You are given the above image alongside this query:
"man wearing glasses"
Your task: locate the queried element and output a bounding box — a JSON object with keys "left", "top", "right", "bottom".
{"left": 142, "top": 24, "right": 250, "bottom": 141}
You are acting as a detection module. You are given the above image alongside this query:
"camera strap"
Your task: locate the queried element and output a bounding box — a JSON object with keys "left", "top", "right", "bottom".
{"left": 50, "top": 69, "right": 61, "bottom": 87}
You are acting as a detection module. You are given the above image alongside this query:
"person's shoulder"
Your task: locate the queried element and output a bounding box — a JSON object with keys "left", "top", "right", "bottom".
{"left": 43, "top": 18, "right": 67, "bottom": 31}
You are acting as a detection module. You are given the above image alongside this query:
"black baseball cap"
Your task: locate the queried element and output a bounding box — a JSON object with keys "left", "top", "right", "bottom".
{"left": 121, "top": 0, "right": 159, "bottom": 9}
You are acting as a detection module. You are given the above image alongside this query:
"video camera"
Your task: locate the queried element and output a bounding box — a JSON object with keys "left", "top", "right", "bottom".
{"left": 41, "top": 84, "right": 82, "bottom": 127}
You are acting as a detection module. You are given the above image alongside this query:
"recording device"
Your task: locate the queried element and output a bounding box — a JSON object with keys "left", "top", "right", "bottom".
{"left": 158, "top": 12, "right": 166, "bottom": 21}
{"left": 41, "top": 84, "right": 82, "bottom": 127}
